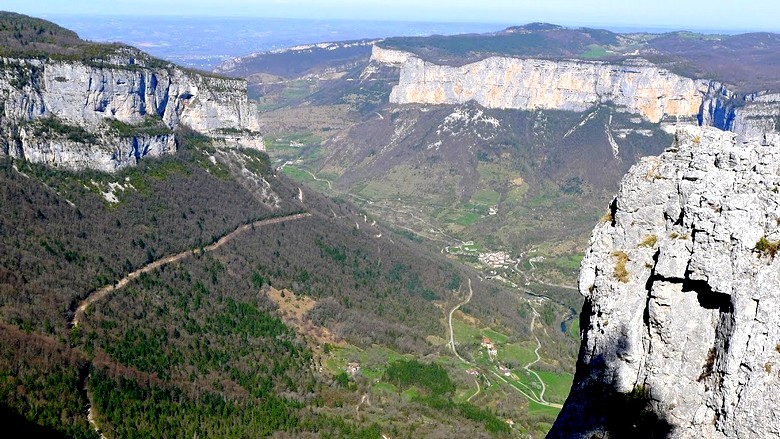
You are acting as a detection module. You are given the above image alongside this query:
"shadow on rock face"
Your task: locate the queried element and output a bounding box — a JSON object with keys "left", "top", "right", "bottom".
{"left": 547, "top": 360, "right": 675, "bottom": 438}
{"left": 547, "top": 305, "right": 675, "bottom": 438}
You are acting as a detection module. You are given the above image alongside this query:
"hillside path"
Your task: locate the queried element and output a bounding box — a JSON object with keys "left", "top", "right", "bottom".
{"left": 71, "top": 213, "right": 311, "bottom": 327}
{"left": 448, "top": 278, "right": 473, "bottom": 363}
{"left": 302, "top": 169, "right": 333, "bottom": 190}
{"left": 523, "top": 309, "right": 559, "bottom": 407}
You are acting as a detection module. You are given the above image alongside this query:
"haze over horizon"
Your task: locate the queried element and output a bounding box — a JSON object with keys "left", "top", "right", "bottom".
{"left": 4, "top": 0, "right": 780, "bottom": 33}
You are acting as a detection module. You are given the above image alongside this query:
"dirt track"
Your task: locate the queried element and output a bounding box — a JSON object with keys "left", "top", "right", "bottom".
{"left": 71, "top": 213, "right": 311, "bottom": 327}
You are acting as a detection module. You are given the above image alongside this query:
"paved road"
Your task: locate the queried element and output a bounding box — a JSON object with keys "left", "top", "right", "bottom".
{"left": 446, "top": 278, "right": 563, "bottom": 409}
{"left": 523, "top": 309, "right": 559, "bottom": 407}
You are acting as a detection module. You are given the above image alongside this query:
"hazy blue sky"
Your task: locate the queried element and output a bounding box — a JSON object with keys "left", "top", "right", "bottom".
{"left": 4, "top": 0, "right": 780, "bottom": 32}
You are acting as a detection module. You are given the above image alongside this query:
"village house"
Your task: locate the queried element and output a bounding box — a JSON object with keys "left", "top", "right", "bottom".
{"left": 478, "top": 251, "right": 512, "bottom": 268}
{"left": 481, "top": 337, "right": 498, "bottom": 357}
{"left": 346, "top": 362, "right": 360, "bottom": 376}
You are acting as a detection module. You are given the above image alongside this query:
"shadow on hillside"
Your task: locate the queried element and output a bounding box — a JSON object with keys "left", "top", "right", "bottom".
{"left": 0, "top": 404, "right": 70, "bottom": 438}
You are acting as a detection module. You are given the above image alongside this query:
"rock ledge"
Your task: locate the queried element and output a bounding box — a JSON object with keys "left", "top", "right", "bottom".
{"left": 549, "top": 126, "right": 780, "bottom": 438}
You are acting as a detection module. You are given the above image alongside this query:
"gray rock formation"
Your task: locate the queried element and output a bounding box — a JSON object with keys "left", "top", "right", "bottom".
{"left": 374, "top": 46, "right": 779, "bottom": 140}
{"left": 388, "top": 55, "right": 710, "bottom": 124}
{"left": 548, "top": 126, "right": 780, "bottom": 438}
{"left": 1, "top": 49, "right": 262, "bottom": 172}
{"left": 701, "top": 86, "right": 780, "bottom": 140}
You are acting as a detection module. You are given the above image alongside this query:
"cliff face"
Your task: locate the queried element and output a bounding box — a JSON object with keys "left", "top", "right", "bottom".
{"left": 388, "top": 56, "right": 710, "bottom": 123}
{"left": 701, "top": 86, "right": 780, "bottom": 140}
{"left": 1, "top": 52, "right": 262, "bottom": 172}
{"left": 375, "top": 47, "right": 779, "bottom": 139}
{"left": 369, "top": 45, "right": 414, "bottom": 67}
{"left": 548, "top": 126, "right": 780, "bottom": 438}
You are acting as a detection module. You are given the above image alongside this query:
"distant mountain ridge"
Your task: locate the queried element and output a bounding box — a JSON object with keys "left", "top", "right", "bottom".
{"left": 219, "top": 22, "right": 780, "bottom": 142}
{"left": 378, "top": 23, "right": 780, "bottom": 92}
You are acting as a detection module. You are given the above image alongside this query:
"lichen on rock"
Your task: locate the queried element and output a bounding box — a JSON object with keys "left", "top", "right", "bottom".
{"left": 549, "top": 126, "right": 780, "bottom": 438}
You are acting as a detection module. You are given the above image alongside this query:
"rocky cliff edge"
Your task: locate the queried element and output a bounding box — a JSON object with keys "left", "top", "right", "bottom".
{"left": 548, "top": 125, "right": 780, "bottom": 438}
{"left": 372, "top": 46, "right": 780, "bottom": 140}
{"left": 1, "top": 48, "right": 262, "bottom": 172}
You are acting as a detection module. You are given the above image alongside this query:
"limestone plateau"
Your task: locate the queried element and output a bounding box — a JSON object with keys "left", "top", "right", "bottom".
{"left": 549, "top": 126, "right": 780, "bottom": 438}
{"left": 370, "top": 46, "right": 780, "bottom": 141}
{"left": 1, "top": 49, "right": 262, "bottom": 172}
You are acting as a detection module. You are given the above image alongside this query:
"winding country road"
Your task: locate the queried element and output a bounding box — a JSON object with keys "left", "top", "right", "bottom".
{"left": 302, "top": 169, "right": 333, "bottom": 190}
{"left": 446, "top": 278, "right": 563, "bottom": 409}
{"left": 523, "top": 309, "right": 559, "bottom": 407}
{"left": 71, "top": 213, "right": 311, "bottom": 328}
{"left": 467, "top": 377, "right": 481, "bottom": 402}
{"left": 448, "top": 278, "right": 473, "bottom": 363}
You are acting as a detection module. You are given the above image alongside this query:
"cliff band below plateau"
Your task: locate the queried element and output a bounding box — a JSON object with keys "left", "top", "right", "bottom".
{"left": 371, "top": 46, "right": 780, "bottom": 140}
{"left": 548, "top": 126, "right": 780, "bottom": 438}
{"left": 1, "top": 50, "right": 262, "bottom": 171}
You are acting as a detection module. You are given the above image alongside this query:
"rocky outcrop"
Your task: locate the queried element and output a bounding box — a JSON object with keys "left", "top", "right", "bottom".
{"left": 386, "top": 55, "right": 711, "bottom": 123}
{"left": 375, "top": 47, "right": 779, "bottom": 139}
{"left": 369, "top": 45, "right": 414, "bottom": 67}
{"left": 13, "top": 129, "right": 176, "bottom": 171}
{"left": 1, "top": 50, "right": 262, "bottom": 172}
{"left": 701, "top": 86, "right": 780, "bottom": 140}
{"left": 549, "top": 126, "right": 780, "bottom": 438}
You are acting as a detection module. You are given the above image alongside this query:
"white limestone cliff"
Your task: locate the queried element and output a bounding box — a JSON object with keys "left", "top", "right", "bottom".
{"left": 0, "top": 52, "right": 262, "bottom": 172}
{"left": 373, "top": 46, "right": 779, "bottom": 139}
{"left": 548, "top": 126, "right": 780, "bottom": 438}
{"left": 368, "top": 45, "right": 414, "bottom": 67}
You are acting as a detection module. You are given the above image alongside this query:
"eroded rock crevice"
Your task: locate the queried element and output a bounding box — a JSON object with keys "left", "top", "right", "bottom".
{"left": 550, "top": 126, "right": 780, "bottom": 438}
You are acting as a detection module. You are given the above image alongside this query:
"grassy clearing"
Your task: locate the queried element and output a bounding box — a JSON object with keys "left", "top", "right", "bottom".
{"left": 497, "top": 342, "right": 537, "bottom": 367}
{"left": 549, "top": 253, "right": 584, "bottom": 272}
{"left": 455, "top": 211, "right": 481, "bottom": 226}
{"left": 505, "top": 186, "right": 529, "bottom": 204}
{"left": 581, "top": 44, "right": 608, "bottom": 58}
{"left": 281, "top": 166, "right": 330, "bottom": 192}
{"left": 482, "top": 328, "right": 509, "bottom": 344}
{"left": 401, "top": 387, "right": 419, "bottom": 401}
{"left": 470, "top": 188, "right": 500, "bottom": 207}
{"left": 536, "top": 371, "right": 573, "bottom": 404}
{"left": 452, "top": 318, "right": 482, "bottom": 346}
{"left": 568, "top": 318, "right": 580, "bottom": 339}
{"left": 372, "top": 382, "right": 396, "bottom": 394}
{"left": 323, "top": 344, "right": 412, "bottom": 378}
{"left": 282, "top": 165, "right": 314, "bottom": 182}
{"left": 527, "top": 400, "right": 562, "bottom": 418}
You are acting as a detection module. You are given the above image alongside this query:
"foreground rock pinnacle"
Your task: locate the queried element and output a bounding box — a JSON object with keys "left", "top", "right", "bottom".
{"left": 549, "top": 126, "right": 780, "bottom": 438}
